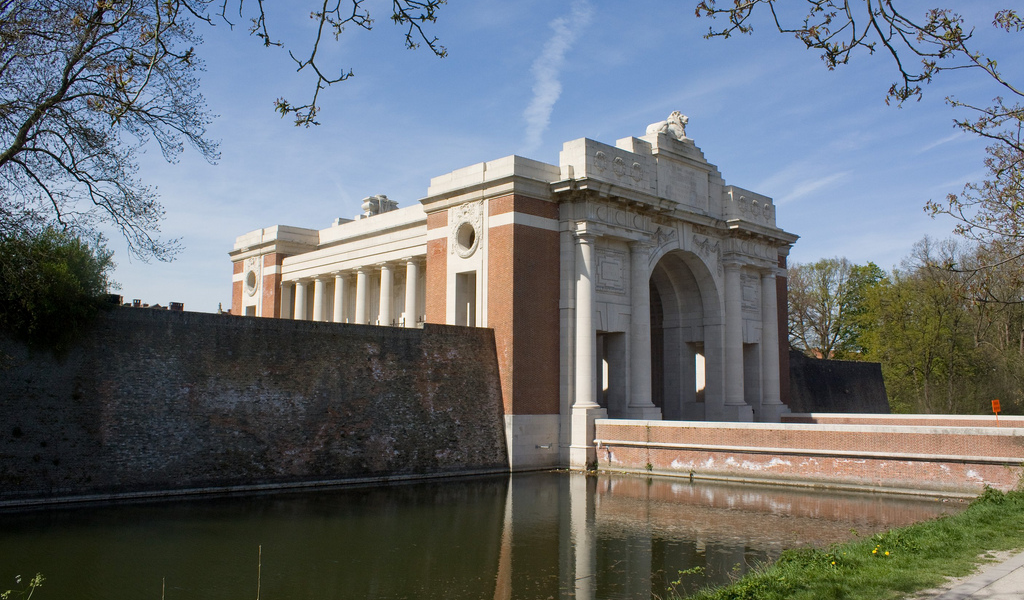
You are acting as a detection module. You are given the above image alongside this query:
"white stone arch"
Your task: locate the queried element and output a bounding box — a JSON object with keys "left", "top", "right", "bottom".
{"left": 648, "top": 248, "right": 725, "bottom": 421}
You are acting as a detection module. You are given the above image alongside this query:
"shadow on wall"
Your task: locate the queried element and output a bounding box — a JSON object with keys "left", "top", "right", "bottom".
{"left": 788, "top": 350, "right": 890, "bottom": 413}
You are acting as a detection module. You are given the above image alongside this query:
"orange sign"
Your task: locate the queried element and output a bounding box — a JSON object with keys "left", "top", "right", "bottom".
{"left": 992, "top": 399, "right": 1001, "bottom": 414}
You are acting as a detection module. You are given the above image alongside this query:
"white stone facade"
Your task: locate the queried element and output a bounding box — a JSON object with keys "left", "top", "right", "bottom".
{"left": 230, "top": 114, "right": 798, "bottom": 471}
{"left": 231, "top": 206, "right": 427, "bottom": 326}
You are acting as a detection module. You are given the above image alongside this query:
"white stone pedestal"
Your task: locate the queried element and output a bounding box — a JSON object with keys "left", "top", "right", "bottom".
{"left": 569, "top": 406, "right": 607, "bottom": 469}
{"left": 721, "top": 403, "right": 754, "bottom": 422}
{"left": 625, "top": 405, "right": 663, "bottom": 420}
{"left": 759, "top": 402, "right": 791, "bottom": 423}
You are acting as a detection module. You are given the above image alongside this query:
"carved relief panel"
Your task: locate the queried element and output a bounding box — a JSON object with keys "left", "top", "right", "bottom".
{"left": 595, "top": 247, "right": 627, "bottom": 296}
{"left": 691, "top": 234, "right": 723, "bottom": 277}
{"left": 588, "top": 202, "right": 650, "bottom": 234}
{"left": 724, "top": 188, "right": 777, "bottom": 228}
{"left": 741, "top": 272, "right": 761, "bottom": 315}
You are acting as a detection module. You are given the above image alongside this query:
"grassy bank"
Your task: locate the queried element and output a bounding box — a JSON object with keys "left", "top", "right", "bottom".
{"left": 669, "top": 487, "right": 1024, "bottom": 600}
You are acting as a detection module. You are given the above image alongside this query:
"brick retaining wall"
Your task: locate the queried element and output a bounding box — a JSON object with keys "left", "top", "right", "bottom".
{"left": 782, "top": 413, "right": 1024, "bottom": 428}
{"left": 595, "top": 419, "right": 1024, "bottom": 495}
{"left": 0, "top": 309, "right": 508, "bottom": 505}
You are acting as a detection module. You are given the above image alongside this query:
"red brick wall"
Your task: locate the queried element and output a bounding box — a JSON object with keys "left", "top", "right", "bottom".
{"left": 489, "top": 194, "right": 560, "bottom": 220}
{"left": 261, "top": 253, "right": 284, "bottom": 318}
{"left": 231, "top": 261, "right": 243, "bottom": 316}
{"left": 425, "top": 211, "right": 447, "bottom": 324}
{"left": 488, "top": 223, "right": 514, "bottom": 412}
{"left": 487, "top": 195, "right": 561, "bottom": 416}
{"left": 595, "top": 420, "right": 1024, "bottom": 494}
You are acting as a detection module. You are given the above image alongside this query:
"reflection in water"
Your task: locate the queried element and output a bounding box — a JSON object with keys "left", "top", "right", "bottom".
{"left": 0, "top": 472, "right": 961, "bottom": 599}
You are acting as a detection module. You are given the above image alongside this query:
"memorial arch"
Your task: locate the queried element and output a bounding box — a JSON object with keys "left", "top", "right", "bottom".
{"left": 229, "top": 112, "right": 799, "bottom": 471}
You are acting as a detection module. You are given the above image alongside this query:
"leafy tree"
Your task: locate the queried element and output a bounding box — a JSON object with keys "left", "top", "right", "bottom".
{"left": 862, "top": 238, "right": 977, "bottom": 413}
{"left": 695, "top": 2, "right": 1024, "bottom": 284}
{"left": 0, "top": 227, "right": 114, "bottom": 350}
{"left": 843, "top": 261, "right": 886, "bottom": 355}
{"left": 794, "top": 241, "right": 1024, "bottom": 414}
{"left": 787, "top": 257, "right": 882, "bottom": 359}
{"left": 0, "top": 0, "right": 445, "bottom": 260}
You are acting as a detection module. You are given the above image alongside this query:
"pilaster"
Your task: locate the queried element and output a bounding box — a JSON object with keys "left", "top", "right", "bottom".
{"left": 280, "top": 282, "right": 294, "bottom": 320}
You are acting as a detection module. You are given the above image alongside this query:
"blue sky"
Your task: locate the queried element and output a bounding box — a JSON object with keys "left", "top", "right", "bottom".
{"left": 112, "top": 1, "right": 1020, "bottom": 312}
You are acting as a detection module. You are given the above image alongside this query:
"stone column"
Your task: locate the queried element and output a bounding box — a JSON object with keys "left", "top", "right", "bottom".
{"left": 355, "top": 267, "right": 369, "bottom": 324}
{"left": 722, "top": 262, "right": 753, "bottom": 421}
{"left": 312, "top": 277, "right": 326, "bottom": 322}
{"left": 294, "top": 280, "right": 308, "bottom": 321}
{"left": 759, "top": 269, "right": 790, "bottom": 422}
{"left": 280, "top": 282, "right": 293, "bottom": 320}
{"left": 570, "top": 229, "right": 607, "bottom": 469}
{"left": 379, "top": 263, "right": 394, "bottom": 326}
{"left": 627, "top": 240, "right": 662, "bottom": 420}
{"left": 404, "top": 259, "right": 419, "bottom": 327}
{"left": 333, "top": 273, "right": 347, "bottom": 323}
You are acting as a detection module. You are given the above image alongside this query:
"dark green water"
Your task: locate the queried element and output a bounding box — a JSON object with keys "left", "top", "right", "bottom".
{"left": 0, "top": 472, "right": 961, "bottom": 599}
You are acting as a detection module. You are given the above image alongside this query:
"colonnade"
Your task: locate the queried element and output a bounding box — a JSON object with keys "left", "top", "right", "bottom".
{"left": 281, "top": 259, "right": 422, "bottom": 327}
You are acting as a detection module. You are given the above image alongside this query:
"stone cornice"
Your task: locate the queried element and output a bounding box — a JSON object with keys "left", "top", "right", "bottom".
{"left": 725, "top": 218, "right": 800, "bottom": 245}
{"left": 419, "top": 173, "right": 556, "bottom": 214}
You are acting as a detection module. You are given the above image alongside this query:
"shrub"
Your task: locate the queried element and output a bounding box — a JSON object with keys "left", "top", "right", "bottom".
{"left": 0, "top": 228, "right": 114, "bottom": 350}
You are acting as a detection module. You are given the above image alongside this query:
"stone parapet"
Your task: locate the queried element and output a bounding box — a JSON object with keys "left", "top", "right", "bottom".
{"left": 595, "top": 419, "right": 1024, "bottom": 495}
{"left": 783, "top": 413, "right": 1024, "bottom": 428}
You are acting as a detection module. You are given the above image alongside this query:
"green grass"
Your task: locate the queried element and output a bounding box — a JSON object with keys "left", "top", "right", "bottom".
{"left": 668, "top": 487, "right": 1024, "bottom": 600}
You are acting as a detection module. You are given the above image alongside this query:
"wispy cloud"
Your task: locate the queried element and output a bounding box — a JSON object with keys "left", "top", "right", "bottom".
{"left": 522, "top": 0, "right": 592, "bottom": 153}
{"left": 778, "top": 171, "right": 852, "bottom": 204}
{"left": 917, "top": 131, "right": 966, "bottom": 154}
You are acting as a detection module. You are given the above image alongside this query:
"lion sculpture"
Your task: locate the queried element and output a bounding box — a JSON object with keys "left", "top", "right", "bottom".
{"left": 645, "top": 111, "right": 689, "bottom": 141}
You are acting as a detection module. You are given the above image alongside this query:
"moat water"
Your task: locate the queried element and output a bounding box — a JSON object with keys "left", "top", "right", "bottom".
{"left": 0, "top": 472, "right": 962, "bottom": 599}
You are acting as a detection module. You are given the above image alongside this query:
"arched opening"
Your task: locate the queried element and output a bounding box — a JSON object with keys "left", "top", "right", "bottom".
{"left": 648, "top": 250, "right": 721, "bottom": 421}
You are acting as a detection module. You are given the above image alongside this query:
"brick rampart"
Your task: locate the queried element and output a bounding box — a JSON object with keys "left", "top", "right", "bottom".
{"left": 595, "top": 419, "right": 1024, "bottom": 495}
{"left": 0, "top": 309, "right": 508, "bottom": 505}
